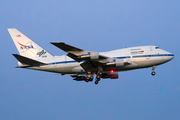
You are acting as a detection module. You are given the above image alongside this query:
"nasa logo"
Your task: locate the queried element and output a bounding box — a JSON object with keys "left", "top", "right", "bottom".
{"left": 17, "top": 41, "right": 35, "bottom": 50}
{"left": 37, "top": 50, "right": 46, "bottom": 57}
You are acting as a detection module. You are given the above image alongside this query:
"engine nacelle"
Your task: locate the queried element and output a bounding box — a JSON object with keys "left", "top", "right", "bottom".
{"left": 90, "top": 52, "right": 99, "bottom": 60}
{"left": 101, "top": 72, "right": 119, "bottom": 79}
{"left": 73, "top": 75, "right": 94, "bottom": 81}
{"left": 80, "top": 52, "right": 99, "bottom": 60}
{"left": 115, "top": 59, "right": 124, "bottom": 67}
{"left": 107, "top": 59, "right": 124, "bottom": 67}
{"left": 73, "top": 76, "right": 85, "bottom": 81}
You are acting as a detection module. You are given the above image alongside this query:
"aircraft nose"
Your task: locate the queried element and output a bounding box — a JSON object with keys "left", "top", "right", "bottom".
{"left": 170, "top": 53, "right": 174, "bottom": 60}
{"left": 168, "top": 52, "right": 174, "bottom": 60}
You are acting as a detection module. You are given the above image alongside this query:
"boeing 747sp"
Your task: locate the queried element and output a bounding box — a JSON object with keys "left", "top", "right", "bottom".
{"left": 8, "top": 28, "right": 174, "bottom": 84}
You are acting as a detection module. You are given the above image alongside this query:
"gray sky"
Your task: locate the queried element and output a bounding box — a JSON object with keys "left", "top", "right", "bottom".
{"left": 0, "top": 0, "right": 179, "bottom": 120}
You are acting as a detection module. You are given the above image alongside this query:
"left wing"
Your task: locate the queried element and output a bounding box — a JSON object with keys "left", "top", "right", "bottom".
{"left": 50, "top": 42, "right": 109, "bottom": 62}
{"left": 51, "top": 42, "right": 129, "bottom": 72}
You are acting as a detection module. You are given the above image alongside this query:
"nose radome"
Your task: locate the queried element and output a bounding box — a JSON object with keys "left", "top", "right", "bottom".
{"left": 167, "top": 51, "right": 174, "bottom": 60}
{"left": 160, "top": 49, "right": 174, "bottom": 63}
{"left": 162, "top": 49, "right": 174, "bottom": 60}
{"left": 170, "top": 53, "right": 174, "bottom": 60}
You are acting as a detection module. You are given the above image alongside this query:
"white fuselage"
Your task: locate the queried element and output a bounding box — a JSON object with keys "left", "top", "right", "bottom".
{"left": 21, "top": 46, "right": 174, "bottom": 74}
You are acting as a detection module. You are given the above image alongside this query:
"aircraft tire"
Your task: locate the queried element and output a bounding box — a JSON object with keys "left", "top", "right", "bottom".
{"left": 96, "top": 75, "right": 100, "bottom": 79}
{"left": 95, "top": 81, "right": 98, "bottom": 84}
{"left": 85, "top": 78, "right": 89, "bottom": 82}
{"left": 151, "top": 71, "right": 156, "bottom": 76}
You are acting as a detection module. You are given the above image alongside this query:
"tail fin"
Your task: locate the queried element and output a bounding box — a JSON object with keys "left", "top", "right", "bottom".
{"left": 8, "top": 28, "right": 53, "bottom": 60}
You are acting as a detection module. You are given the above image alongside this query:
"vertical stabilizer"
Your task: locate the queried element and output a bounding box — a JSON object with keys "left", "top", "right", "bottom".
{"left": 8, "top": 28, "right": 53, "bottom": 60}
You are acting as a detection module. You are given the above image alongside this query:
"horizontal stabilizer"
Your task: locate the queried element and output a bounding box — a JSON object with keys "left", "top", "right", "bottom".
{"left": 13, "top": 54, "right": 46, "bottom": 66}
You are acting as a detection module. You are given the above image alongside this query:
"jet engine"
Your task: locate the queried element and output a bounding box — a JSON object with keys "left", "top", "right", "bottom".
{"left": 90, "top": 52, "right": 99, "bottom": 60}
{"left": 80, "top": 52, "right": 99, "bottom": 60}
{"left": 115, "top": 59, "right": 124, "bottom": 66}
{"left": 107, "top": 59, "right": 124, "bottom": 67}
{"left": 73, "top": 76, "right": 86, "bottom": 81}
{"left": 72, "top": 75, "right": 94, "bottom": 82}
{"left": 101, "top": 72, "right": 119, "bottom": 79}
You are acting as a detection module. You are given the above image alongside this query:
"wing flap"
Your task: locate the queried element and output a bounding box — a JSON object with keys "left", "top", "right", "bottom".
{"left": 67, "top": 53, "right": 82, "bottom": 62}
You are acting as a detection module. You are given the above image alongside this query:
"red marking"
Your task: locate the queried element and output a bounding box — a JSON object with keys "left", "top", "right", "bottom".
{"left": 110, "top": 70, "right": 114, "bottom": 73}
{"left": 17, "top": 41, "right": 26, "bottom": 47}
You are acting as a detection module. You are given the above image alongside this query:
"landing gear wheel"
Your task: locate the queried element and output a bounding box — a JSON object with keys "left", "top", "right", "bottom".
{"left": 95, "top": 81, "right": 98, "bottom": 84}
{"left": 89, "top": 77, "right": 94, "bottom": 82}
{"left": 96, "top": 75, "right": 100, "bottom": 79}
{"left": 151, "top": 71, "right": 156, "bottom": 76}
{"left": 85, "top": 77, "right": 89, "bottom": 82}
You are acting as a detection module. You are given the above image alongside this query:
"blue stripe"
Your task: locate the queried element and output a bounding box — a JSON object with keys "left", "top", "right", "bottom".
{"left": 116, "top": 57, "right": 127, "bottom": 59}
{"left": 132, "top": 54, "right": 174, "bottom": 58}
{"left": 168, "top": 54, "right": 174, "bottom": 56}
{"left": 20, "top": 54, "right": 174, "bottom": 68}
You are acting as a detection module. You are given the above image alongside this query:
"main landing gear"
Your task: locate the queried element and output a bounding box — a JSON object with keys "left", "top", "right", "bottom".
{"left": 85, "top": 76, "right": 94, "bottom": 82}
{"left": 151, "top": 66, "right": 156, "bottom": 76}
{"left": 84, "top": 71, "right": 102, "bottom": 84}
{"left": 95, "top": 71, "right": 102, "bottom": 85}
{"left": 85, "top": 73, "right": 94, "bottom": 82}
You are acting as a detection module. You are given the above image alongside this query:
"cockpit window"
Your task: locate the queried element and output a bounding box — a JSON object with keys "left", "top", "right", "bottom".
{"left": 155, "top": 47, "right": 160, "bottom": 49}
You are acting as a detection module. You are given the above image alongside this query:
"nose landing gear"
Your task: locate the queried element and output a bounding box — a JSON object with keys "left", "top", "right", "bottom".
{"left": 151, "top": 66, "right": 156, "bottom": 76}
{"left": 151, "top": 71, "right": 156, "bottom": 76}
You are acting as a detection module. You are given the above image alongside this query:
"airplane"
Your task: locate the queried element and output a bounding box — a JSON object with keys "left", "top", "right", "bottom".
{"left": 8, "top": 28, "right": 174, "bottom": 84}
